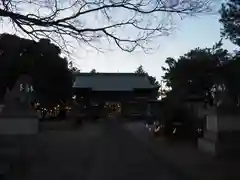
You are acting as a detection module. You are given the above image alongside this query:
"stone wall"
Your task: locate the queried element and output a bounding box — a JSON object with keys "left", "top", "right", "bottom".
{"left": 198, "top": 113, "right": 240, "bottom": 157}
{"left": 218, "top": 116, "right": 240, "bottom": 131}
{"left": 206, "top": 115, "right": 240, "bottom": 132}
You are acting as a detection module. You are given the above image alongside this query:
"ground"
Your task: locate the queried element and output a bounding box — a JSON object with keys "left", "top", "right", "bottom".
{"left": 5, "top": 119, "right": 187, "bottom": 180}
{"left": 125, "top": 121, "right": 240, "bottom": 180}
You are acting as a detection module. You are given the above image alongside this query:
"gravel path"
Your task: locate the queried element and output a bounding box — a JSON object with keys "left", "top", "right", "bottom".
{"left": 5, "top": 120, "right": 185, "bottom": 180}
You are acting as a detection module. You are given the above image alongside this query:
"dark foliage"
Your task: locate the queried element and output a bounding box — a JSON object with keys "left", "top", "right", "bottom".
{"left": 134, "top": 65, "right": 160, "bottom": 99}
{"left": 219, "top": 0, "right": 240, "bottom": 46}
{"left": 0, "top": 34, "right": 73, "bottom": 107}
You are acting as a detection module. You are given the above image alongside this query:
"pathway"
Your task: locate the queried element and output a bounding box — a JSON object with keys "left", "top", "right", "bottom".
{"left": 5, "top": 120, "right": 187, "bottom": 180}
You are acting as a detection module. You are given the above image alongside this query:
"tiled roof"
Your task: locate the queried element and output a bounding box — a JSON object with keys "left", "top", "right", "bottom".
{"left": 73, "top": 73, "right": 155, "bottom": 91}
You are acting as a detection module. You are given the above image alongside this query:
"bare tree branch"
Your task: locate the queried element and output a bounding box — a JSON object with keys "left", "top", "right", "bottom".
{"left": 0, "top": 0, "right": 215, "bottom": 52}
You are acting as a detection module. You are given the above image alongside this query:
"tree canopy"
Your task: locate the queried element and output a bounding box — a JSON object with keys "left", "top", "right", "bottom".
{"left": 134, "top": 65, "right": 160, "bottom": 99}
{"left": 219, "top": 0, "right": 240, "bottom": 46}
{"left": 161, "top": 40, "right": 240, "bottom": 107}
{"left": 0, "top": 34, "right": 73, "bottom": 107}
{"left": 134, "top": 65, "right": 146, "bottom": 74}
{"left": 162, "top": 41, "right": 229, "bottom": 97}
{"left": 0, "top": 0, "right": 214, "bottom": 52}
{"left": 90, "top": 69, "right": 97, "bottom": 73}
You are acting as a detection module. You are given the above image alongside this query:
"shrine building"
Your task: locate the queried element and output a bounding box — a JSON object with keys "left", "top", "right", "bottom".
{"left": 72, "top": 72, "right": 160, "bottom": 118}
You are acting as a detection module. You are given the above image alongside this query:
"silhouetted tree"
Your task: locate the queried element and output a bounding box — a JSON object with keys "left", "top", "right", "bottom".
{"left": 160, "top": 42, "right": 233, "bottom": 137}
{"left": 219, "top": 0, "right": 240, "bottom": 46}
{"left": 30, "top": 40, "right": 73, "bottom": 107}
{"left": 162, "top": 40, "right": 230, "bottom": 99}
{"left": 134, "top": 65, "right": 146, "bottom": 74}
{"left": 0, "top": 0, "right": 214, "bottom": 52}
{"left": 135, "top": 65, "right": 160, "bottom": 99}
{"left": 221, "top": 54, "right": 240, "bottom": 106}
{"left": 0, "top": 34, "right": 73, "bottom": 106}
{"left": 90, "top": 69, "right": 97, "bottom": 73}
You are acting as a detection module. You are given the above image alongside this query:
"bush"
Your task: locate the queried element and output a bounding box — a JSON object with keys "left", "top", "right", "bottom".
{"left": 162, "top": 105, "right": 203, "bottom": 140}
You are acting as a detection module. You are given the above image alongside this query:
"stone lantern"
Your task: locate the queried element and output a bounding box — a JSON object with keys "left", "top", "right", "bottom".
{"left": 198, "top": 84, "right": 240, "bottom": 157}
{"left": 183, "top": 94, "right": 207, "bottom": 138}
{"left": 183, "top": 94, "right": 206, "bottom": 119}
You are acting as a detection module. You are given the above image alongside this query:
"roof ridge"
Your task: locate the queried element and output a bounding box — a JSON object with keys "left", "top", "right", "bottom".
{"left": 74, "top": 72, "right": 147, "bottom": 76}
{"left": 72, "top": 73, "right": 154, "bottom": 90}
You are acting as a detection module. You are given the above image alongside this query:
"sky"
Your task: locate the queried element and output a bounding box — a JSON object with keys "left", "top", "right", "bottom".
{"left": 0, "top": 0, "right": 238, "bottom": 84}
{"left": 73, "top": 12, "right": 237, "bottom": 83}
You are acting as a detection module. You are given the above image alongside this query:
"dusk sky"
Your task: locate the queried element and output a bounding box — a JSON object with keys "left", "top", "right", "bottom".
{"left": 1, "top": 1, "right": 237, "bottom": 84}
{"left": 73, "top": 10, "right": 237, "bottom": 83}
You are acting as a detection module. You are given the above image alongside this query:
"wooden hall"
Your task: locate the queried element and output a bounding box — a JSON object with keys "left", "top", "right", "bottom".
{"left": 72, "top": 73, "right": 159, "bottom": 119}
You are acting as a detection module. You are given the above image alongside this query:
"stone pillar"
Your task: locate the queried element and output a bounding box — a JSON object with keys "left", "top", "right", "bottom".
{"left": 0, "top": 75, "right": 38, "bottom": 135}
{"left": 198, "top": 107, "right": 240, "bottom": 157}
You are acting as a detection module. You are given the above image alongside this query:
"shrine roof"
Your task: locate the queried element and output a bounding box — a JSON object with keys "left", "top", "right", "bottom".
{"left": 73, "top": 73, "right": 156, "bottom": 91}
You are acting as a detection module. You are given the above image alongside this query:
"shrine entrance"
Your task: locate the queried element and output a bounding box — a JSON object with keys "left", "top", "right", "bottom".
{"left": 105, "top": 102, "right": 121, "bottom": 116}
